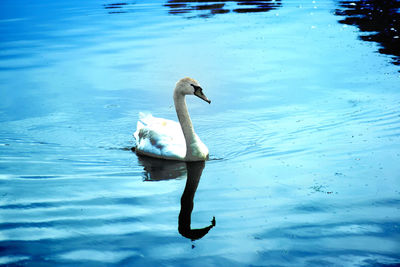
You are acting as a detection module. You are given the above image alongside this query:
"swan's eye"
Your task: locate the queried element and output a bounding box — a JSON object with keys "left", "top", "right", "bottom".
{"left": 190, "top": 84, "right": 202, "bottom": 93}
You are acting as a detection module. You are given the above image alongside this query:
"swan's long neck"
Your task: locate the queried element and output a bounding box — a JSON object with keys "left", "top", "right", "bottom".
{"left": 174, "top": 91, "right": 197, "bottom": 159}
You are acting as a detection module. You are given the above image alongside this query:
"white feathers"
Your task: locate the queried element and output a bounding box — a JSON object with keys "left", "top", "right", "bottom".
{"left": 134, "top": 112, "right": 186, "bottom": 160}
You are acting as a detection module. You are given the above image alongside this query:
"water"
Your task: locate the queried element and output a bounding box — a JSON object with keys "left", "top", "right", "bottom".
{"left": 1, "top": 0, "right": 400, "bottom": 266}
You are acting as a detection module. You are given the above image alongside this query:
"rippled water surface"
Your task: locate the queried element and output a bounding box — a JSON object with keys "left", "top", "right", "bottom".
{"left": 1, "top": 0, "right": 400, "bottom": 266}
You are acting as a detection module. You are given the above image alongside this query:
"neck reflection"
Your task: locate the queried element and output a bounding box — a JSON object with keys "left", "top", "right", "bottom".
{"left": 179, "top": 161, "right": 215, "bottom": 241}
{"left": 137, "top": 156, "right": 216, "bottom": 240}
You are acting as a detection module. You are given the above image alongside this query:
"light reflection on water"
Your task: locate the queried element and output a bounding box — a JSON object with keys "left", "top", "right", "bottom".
{"left": 1, "top": 0, "right": 400, "bottom": 266}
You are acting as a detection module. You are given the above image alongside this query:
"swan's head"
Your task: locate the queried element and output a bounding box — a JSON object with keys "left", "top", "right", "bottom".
{"left": 175, "top": 77, "right": 211, "bottom": 104}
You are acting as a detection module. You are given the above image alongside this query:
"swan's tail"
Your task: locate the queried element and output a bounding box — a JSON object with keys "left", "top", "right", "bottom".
{"left": 138, "top": 112, "right": 152, "bottom": 125}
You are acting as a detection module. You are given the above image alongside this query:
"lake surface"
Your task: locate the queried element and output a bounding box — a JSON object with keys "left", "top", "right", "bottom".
{"left": 1, "top": 0, "right": 400, "bottom": 266}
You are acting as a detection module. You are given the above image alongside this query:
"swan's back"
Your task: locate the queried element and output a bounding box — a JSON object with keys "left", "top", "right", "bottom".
{"left": 134, "top": 113, "right": 186, "bottom": 160}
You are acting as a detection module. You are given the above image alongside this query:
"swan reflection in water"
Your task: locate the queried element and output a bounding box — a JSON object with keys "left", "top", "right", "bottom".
{"left": 165, "top": 0, "right": 282, "bottom": 18}
{"left": 137, "top": 156, "right": 216, "bottom": 240}
{"left": 105, "top": 0, "right": 282, "bottom": 17}
{"left": 138, "top": 155, "right": 187, "bottom": 181}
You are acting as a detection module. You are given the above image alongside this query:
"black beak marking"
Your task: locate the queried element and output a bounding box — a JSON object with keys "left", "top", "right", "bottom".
{"left": 190, "top": 83, "right": 202, "bottom": 93}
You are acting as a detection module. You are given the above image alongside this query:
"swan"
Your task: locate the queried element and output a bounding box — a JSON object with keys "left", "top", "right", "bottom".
{"left": 133, "top": 77, "right": 211, "bottom": 161}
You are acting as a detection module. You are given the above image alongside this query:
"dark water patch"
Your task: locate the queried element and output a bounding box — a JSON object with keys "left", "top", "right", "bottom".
{"left": 164, "top": 0, "right": 281, "bottom": 18}
{"left": 18, "top": 175, "right": 61, "bottom": 180}
{"left": 99, "top": 146, "right": 133, "bottom": 151}
{"left": 293, "top": 204, "right": 330, "bottom": 213}
{"left": 195, "top": 3, "right": 225, "bottom": 10}
{"left": 108, "top": 11, "right": 128, "bottom": 14}
{"left": 164, "top": 3, "right": 187, "bottom": 8}
{"left": 103, "top": 2, "right": 135, "bottom": 14}
{"left": 335, "top": 0, "right": 400, "bottom": 70}
{"left": 234, "top": 1, "right": 281, "bottom": 13}
{"left": 104, "top": 3, "right": 128, "bottom": 9}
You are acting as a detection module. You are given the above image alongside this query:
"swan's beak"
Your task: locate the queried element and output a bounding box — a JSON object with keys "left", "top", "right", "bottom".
{"left": 194, "top": 86, "right": 211, "bottom": 104}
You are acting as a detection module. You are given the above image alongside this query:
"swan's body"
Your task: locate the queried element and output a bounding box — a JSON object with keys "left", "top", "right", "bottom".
{"left": 134, "top": 77, "right": 210, "bottom": 161}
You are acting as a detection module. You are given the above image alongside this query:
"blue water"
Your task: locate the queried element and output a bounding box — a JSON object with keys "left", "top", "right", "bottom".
{"left": 1, "top": 0, "right": 400, "bottom": 266}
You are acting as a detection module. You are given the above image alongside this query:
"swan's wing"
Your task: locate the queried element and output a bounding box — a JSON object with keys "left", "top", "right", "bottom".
{"left": 134, "top": 113, "right": 186, "bottom": 160}
{"left": 134, "top": 112, "right": 151, "bottom": 141}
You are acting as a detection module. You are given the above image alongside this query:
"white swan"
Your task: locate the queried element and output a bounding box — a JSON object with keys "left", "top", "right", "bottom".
{"left": 133, "top": 77, "right": 211, "bottom": 161}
